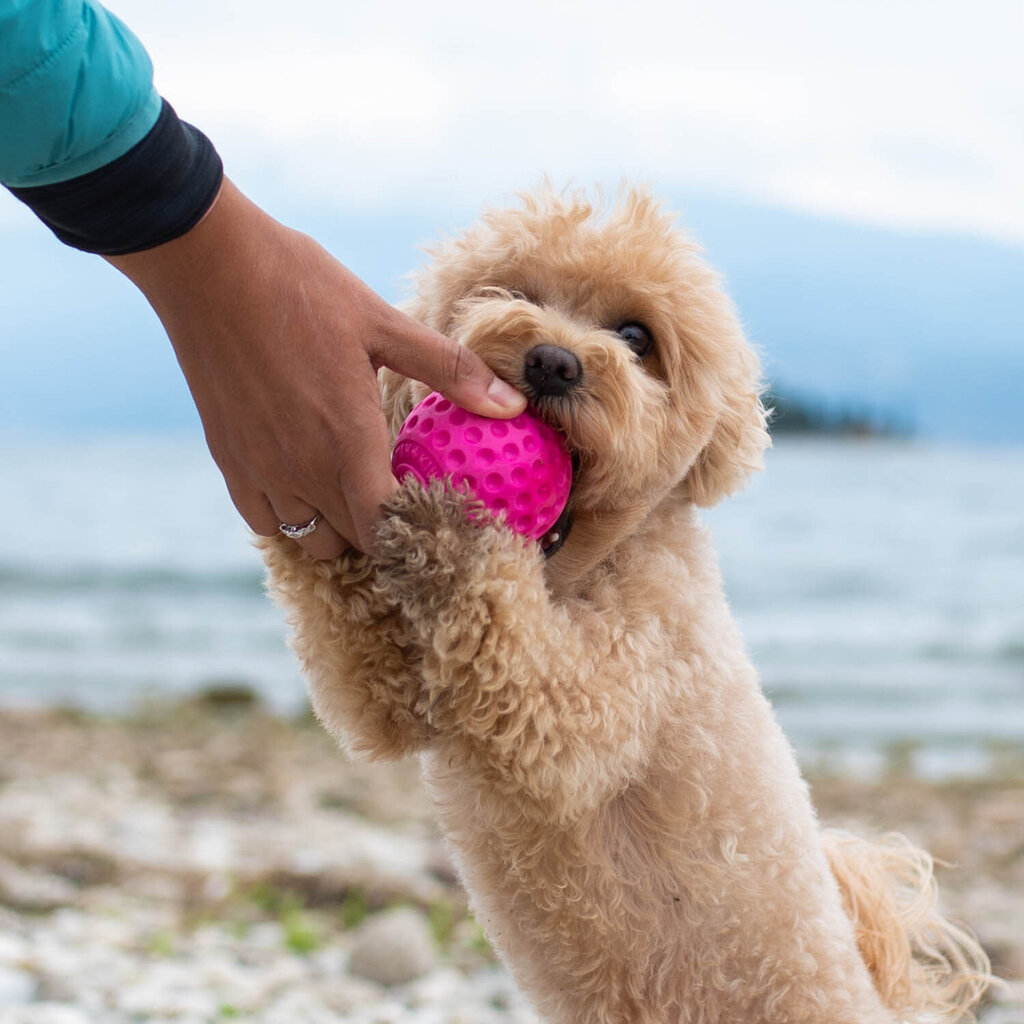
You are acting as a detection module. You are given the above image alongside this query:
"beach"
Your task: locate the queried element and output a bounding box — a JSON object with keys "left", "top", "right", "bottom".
{"left": 0, "top": 697, "right": 1020, "bottom": 1023}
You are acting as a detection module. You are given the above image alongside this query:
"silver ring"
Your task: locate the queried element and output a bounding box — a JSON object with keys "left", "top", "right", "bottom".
{"left": 278, "top": 514, "right": 321, "bottom": 540}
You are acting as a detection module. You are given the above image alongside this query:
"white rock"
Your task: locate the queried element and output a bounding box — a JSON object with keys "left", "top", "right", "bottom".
{"left": 4, "top": 1004, "right": 93, "bottom": 1024}
{"left": 115, "top": 959, "right": 219, "bottom": 1018}
{"left": 316, "top": 974, "right": 384, "bottom": 1013}
{"left": 348, "top": 907, "right": 437, "bottom": 986}
{"left": 307, "top": 943, "right": 347, "bottom": 977}
{"left": 32, "top": 974, "right": 78, "bottom": 1003}
{"left": 980, "top": 1010, "right": 1024, "bottom": 1024}
{"left": 979, "top": 980, "right": 1024, "bottom": 1024}
{"left": 345, "top": 997, "right": 407, "bottom": 1024}
{"left": 0, "top": 860, "right": 77, "bottom": 913}
{"left": 404, "top": 966, "right": 466, "bottom": 1006}
{"left": 0, "top": 933, "right": 27, "bottom": 970}
{"left": 264, "top": 988, "right": 337, "bottom": 1024}
{"left": 0, "top": 964, "right": 36, "bottom": 1004}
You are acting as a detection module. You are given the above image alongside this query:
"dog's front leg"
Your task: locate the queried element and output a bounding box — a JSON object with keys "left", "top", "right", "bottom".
{"left": 261, "top": 538, "right": 435, "bottom": 759}
{"left": 374, "top": 481, "right": 655, "bottom": 820}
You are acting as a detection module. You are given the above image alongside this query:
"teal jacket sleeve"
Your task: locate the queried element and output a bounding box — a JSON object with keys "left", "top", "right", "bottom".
{"left": 0, "top": 0, "right": 162, "bottom": 187}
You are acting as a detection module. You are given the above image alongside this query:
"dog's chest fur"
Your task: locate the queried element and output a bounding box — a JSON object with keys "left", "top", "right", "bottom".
{"left": 402, "top": 504, "right": 882, "bottom": 1024}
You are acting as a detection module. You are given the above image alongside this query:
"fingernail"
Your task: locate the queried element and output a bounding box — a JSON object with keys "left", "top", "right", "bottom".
{"left": 487, "top": 377, "right": 527, "bottom": 411}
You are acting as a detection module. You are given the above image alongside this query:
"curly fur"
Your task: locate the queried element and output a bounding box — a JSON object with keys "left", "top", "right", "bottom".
{"left": 261, "top": 185, "right": 990, "bottom": 1022}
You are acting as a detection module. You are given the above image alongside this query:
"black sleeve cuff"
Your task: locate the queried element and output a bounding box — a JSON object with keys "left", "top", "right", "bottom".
{"left": 6, "top": 99, "right": 224, "bottom": 257}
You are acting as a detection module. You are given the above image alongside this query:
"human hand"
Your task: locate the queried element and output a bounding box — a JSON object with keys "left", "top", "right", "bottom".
{"left": 106, "top": 179, "right": 526, "bottom": 558}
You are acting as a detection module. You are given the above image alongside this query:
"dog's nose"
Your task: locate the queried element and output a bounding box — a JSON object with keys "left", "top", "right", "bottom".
{"left": 524, "top": 344, "right": 583, "bottom": 397}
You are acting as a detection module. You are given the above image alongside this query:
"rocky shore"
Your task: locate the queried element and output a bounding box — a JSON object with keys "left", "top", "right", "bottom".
{"left": 0, "top": 697, "right": 1020, "bottom": 1023}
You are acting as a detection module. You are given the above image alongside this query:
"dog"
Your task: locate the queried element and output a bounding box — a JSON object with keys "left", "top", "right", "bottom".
{"left": 262, "top": 186, "right": 990, "bottom": 1022}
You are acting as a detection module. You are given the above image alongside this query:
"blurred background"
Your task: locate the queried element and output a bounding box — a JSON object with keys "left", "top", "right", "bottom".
{"left": 0, "top": 1, "right": 1021, "bottom": 1021}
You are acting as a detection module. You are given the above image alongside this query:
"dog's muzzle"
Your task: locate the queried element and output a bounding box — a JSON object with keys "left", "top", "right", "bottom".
{"left": 524, "top": 344, "right": 583, "bottom": 398}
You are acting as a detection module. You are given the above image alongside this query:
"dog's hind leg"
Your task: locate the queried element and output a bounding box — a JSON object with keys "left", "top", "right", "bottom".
{"left": 261, "top": 538, "right": 435, "bottom": 759}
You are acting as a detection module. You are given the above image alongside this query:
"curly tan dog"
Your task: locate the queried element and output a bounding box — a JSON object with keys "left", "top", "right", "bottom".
{"left": 262, "top": 187, "right": 989, "bottom": 1023}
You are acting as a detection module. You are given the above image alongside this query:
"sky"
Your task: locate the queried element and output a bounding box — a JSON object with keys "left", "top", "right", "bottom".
{"left": 3, "top": 0, "right": 1020, "bottom": 242}
{"left": 1, "top": 0, "right": 1022, "bottom": 442}
{"left": 75, "top": 0, "right": 1024, "bottom": 243}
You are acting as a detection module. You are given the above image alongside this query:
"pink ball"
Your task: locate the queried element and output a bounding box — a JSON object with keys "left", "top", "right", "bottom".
{"left": 391, "top": 392, "right": 572, "bottom": 540}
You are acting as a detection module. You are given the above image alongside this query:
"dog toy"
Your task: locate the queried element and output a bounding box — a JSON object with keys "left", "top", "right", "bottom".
{"left": 391, "top": 391, "right": 572, "bottom": 541}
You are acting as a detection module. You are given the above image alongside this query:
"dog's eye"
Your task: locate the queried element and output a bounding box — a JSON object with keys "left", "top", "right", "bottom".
{"left": 617, "top": 322, "right": 654, "bottom": 359}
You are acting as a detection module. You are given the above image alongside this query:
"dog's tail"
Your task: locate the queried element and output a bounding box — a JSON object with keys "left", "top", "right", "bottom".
{"left": 822, "top": 829, "right": 992, "bottom": 1022}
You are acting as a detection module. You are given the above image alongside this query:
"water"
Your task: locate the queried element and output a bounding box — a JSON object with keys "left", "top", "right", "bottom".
{"left": 1, "top": 435, "right": 1021, "bottom": 777}
{"left": 707, "top": 439, "right": 1024, "bottom": 776}
{"left": 0, "top": 437, "right": 296, "bottom": 712}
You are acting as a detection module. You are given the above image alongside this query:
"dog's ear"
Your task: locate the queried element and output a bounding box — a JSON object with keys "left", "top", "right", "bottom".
{"left": 379, "top": 368, "right": 416, "bottom": 440}
{"left": 681, "top": 345, "right": 770, "bottom": 507}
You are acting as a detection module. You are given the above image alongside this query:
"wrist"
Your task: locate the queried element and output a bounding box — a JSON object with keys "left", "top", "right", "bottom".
{"left": 104, "top": 178, "right": 322, "bottom": 385}
{"left": 106, "top": 179, "right": 279, "bottom": 314}
{"left": 8, "top": 100, "right": 223, "bottom": 256}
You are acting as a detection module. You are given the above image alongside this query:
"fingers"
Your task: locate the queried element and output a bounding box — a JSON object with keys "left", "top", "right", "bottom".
{"left": 378, "top": 310, "right": 526, "bottom": 419}
{"left": 213, "top": 362, "right": 397, "bottom": 559}
{"left": 223, "top": 475, "right": 352, "bottom": 561}
{"left": 326, "top": 460, "right": 399, "bottom": 557}
{"left": 272, "top": 499, "right": 350, "bottom": 561}
{"left": 311, "top": 386, "right": 401, "bottom": 556}
{"left": 122, "top": 186, "right": 506, "bottom": 562}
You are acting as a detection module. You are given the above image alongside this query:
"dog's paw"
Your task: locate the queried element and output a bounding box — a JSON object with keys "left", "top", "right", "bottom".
{"left": 261, "top": 533, "right": 385, "bottom": 625}
{"left": 260, "top": 532, "right": 370, "bottom": 581}
{"left": 373, "top": 477, "right": 540, "bottom": 614}
{"left": 374, "top": 478, "right": 504, "bottom": 596}
{"left": 375, "top": 478, "right": 481, "bottom": 569}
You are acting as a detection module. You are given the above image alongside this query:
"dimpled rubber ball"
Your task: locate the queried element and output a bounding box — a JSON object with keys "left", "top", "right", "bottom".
{"left": 391, "top": 391, "right": 572, "bottom": 541}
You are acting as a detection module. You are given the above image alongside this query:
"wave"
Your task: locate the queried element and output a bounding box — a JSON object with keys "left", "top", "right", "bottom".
{"left": 0, "top": 564, "right": 264, "bottom": 596}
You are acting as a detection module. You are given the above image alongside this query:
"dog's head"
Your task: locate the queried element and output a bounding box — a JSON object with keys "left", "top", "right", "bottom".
{"left": 383, "top": 185, "right": 769, "bottom": 584}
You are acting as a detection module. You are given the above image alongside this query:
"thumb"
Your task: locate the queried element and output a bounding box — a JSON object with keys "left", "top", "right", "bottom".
{"left": 378, "top": 311, "right": 526, "bottom": 419}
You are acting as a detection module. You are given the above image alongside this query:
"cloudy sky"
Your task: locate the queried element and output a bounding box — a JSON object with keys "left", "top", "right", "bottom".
{"left": 65, "top": 0, "right": 1021, "bottom": 245}
{"left": 1, "top": 0, "right": 1022, "bottom": 441}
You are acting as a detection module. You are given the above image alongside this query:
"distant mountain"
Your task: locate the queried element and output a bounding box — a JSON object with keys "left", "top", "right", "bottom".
{"left": 765, "top": 386, "right": 910, "bottom": 438}
{"left": 1, "top": 193, "right": 1021, "bottom": 442}
{"left": 676, "top": 197, "right": 1024, "bottom": 444}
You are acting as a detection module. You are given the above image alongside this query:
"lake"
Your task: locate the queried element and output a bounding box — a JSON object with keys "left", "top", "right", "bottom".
{"left": 1, "top": 435, "right": 1021, "bottom": 779}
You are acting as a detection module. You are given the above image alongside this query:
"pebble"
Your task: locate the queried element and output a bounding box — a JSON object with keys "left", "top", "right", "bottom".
{"left": 0, "top": 1006, "right": 93, "bottom": 1024}
{"left": 0, "top": 706, "right": 1017, "bottom": 1024}
{"left": 0, "top": 964, "right": 36, "bottom": 1004}
{"left": 981, "top": 1009, "right": 1024, "bottom": 1024}
{"left": 0, "top": 861, "right": 77, "bottom": 915}
{"left": 348, "top": 907, "right": 439, "bottom": 986}
{"left": 317, "top": 975, "right": 386, "bottom": 1013}
{"left": 980, "top": 981, "right": 1024, "bottom": 1024}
